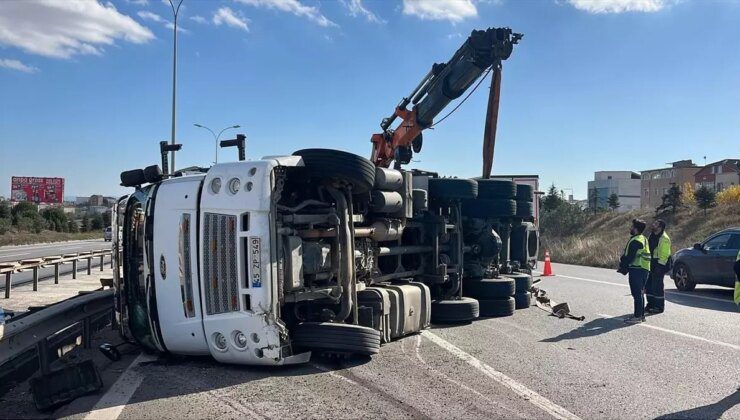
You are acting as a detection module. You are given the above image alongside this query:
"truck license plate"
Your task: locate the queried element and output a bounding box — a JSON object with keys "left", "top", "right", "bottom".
{"left": 250, "top": 237, "right": 261, "bottom": 288}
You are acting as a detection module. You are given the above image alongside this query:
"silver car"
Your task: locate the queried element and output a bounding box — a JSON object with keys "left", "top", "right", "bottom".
{"left": 103, "top": 226, "right": 112, "bottom": 242}
{"left": 671, "top": 227, "right": 740, "bottom": 291}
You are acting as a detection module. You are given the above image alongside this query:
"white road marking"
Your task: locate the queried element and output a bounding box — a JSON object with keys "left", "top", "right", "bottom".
{"left": 0, "top": 252, "right": 30, "bottom": 258}
{"left": 421, "top": 330, "right": 582, "bottom": 420}
{"left": 596, "top": 313, "right": 740, "bottom": 351}
{"left": 84, "top": 353, "right": 157, "bottom": 420}
{"left": 535, "top": 272, "right": 733, "bottom": 305}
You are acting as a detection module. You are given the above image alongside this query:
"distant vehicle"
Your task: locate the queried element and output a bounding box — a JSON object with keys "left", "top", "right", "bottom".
{"left": 671, "top": 227, "right": 740, "bottom": 291}
{"left": 103, "top": 226, "right": 112, "bottom": 242}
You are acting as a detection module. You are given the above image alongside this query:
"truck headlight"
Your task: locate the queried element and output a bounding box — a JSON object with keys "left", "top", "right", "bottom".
{"left": 233, "top": 331, "right": 248, "bottom": 349}
{"left": 227, "top": 178, "right": 241, "bottom": 194}
{"left": 210, "top": 178, "right": 222, "bottom": 194}
{"left": 213, "top": 332, "right": 227, "bottom": 351}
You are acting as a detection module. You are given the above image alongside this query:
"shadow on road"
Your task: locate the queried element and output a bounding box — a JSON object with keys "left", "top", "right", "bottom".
{"left": 665, "top": 287, "right": 736, "bottom": 313}
{"left": 540, "top": 314, "right": 632, "bottom": 343}
{"left": 653, "top": 390, "right": 739, "bottom": 419}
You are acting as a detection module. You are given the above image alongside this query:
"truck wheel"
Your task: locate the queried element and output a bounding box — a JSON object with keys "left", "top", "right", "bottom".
{"left": 505, "top": 273, "right": 533, "bottom": 293}
{"left": 673, "top": 263, "right": 696, "bottom": 292}
{"left": 478, "top": 297, "right": 515, "bottom": 317}
{"left": 477, "top": 180, "right": 516, "bottom": 199}
{"left": 461, "top": 199, "right": 516, "bottom": 218}
{"left": 516, "top": 184, "right": 534, "bottom": 202}
{"left": 463, "top": 277, "right": 515, "bottom": 299}
{"left": 293, "top": 149, "right": 376, "bottom": 194}
{"left": 431, "top": 297, "right": 480, "bottom": 323}
{"left": 291, "top": 322, "right": 381, "bottom": 356}
{"left": 428, "top": 178, "right": 478, "bottom": 200}
{"left": 515, "top": 201, "right": 534, "bottom": 218}
{"left": 514, "top": 292, "right": 531, "bottom": 309}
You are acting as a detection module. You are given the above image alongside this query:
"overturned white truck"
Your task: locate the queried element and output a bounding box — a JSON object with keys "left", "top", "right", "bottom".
{"left": 111, "top": 28, "right": 538, "bottom": 366}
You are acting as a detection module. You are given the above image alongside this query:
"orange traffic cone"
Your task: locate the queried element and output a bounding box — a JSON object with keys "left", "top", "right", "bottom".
{"left": 542, "top": 251, "right": 554, "bottom": 276}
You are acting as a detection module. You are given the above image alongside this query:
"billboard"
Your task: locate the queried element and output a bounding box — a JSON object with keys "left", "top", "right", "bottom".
{"left": 10, "top": 177, "right": 65, "bottom": 204}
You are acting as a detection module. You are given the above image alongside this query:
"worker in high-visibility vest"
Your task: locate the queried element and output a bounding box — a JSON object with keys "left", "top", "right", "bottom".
{"left": 646, "top": 219, "right": 671, "bottom": 314}
{"left": 734, "top": 250, "right": 739, "bottom": 306}
{"left": 618, "top": 218, "right": 651, "bottom": 323}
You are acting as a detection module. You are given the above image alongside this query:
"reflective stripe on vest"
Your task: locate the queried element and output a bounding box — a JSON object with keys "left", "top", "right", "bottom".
{"left": 625, "top": 234, "right": 650, "bottom": 271}
{"left": 652, "top": 231, "right": 672, "bottom": 265}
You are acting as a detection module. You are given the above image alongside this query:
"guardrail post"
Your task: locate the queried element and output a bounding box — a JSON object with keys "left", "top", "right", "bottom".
{"left": 54, "top": 263, "right": 60, "bottom": 284}
{"left": 99, "top": 254, "right": 104, "bottom": 271}
{"left": 72, "top": 260, "right": 77, "bottom": 279}
{"left": 37, "top": 339, "right": 51, "bottom": 375}
{"left": 110, "top": 252, "right": 115, "bottom": 269}
{"left": 33, "top": 267, "right": 39, "bottom": 291}
{"left": 4, "top": 272, "right": 11, "bottom": 299}
{"left": 87, "top": 257, "right": 92, "bottom": 275}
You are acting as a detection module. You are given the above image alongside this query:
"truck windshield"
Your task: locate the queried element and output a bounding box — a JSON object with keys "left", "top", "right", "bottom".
{"left": 122, "top": 193, "right": 160, "bottom": 350}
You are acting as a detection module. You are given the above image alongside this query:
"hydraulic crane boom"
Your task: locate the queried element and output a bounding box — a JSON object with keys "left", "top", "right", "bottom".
{"left": 370, "top": 27, "right": 522, "bottom": 168}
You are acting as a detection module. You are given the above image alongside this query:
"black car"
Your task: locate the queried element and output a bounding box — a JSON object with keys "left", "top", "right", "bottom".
{"left": 671, "top": 227, "right": 740, "bottom": 291}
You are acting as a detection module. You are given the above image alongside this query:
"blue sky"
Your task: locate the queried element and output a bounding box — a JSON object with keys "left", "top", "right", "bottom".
{"left": 1, "top": 0, "right": 739, "bottom": 199}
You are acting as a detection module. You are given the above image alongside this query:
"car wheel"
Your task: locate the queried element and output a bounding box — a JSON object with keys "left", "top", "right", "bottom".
{"left": 673, "top": 263, "right": 696, "bottom": 291}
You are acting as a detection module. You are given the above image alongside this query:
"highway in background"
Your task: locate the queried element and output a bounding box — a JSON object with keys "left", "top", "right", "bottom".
{"left": 5, "top": 262, "right": 732, "bottom": 420}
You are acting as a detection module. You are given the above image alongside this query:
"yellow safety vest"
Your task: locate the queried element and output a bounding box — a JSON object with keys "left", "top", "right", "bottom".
{"left": 734, "top": 250, "right": 739, "bottom": 306}
{"left": 625, "top": 234, "right": 651, "bottom": 271}
{"left": 652, "top": 231, "right": 672, "bottom": 265}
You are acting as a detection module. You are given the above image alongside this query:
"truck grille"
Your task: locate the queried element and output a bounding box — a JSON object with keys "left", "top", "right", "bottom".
{"left": 203, "top": 212, "right": 239, "bottom": 315}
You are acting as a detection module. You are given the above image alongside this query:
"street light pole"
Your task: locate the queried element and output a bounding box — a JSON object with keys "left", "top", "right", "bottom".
{"left": 193, "top": 124, "right": 241, "bottom": 164}
{"left": 168, "top": 0, "right": 183, "bottom": 174}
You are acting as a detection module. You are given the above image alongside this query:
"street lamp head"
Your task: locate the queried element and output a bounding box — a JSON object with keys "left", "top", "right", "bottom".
{"left": 232, "top": 125, "right": 241, "bottom": 129}
{"left": 194, "top": 123, "right": 203, "bottom": 128}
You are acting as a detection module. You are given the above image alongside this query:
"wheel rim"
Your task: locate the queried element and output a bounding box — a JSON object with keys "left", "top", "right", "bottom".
{"left": 675, "top": 267, "right": 687, "bottom": 287}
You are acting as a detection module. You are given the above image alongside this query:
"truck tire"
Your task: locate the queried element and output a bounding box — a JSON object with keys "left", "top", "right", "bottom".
{"left": 428, "top": 178, "right": 478, "bottom": 200}
{"left": 477, "top": 180, "right": 516, "bottom": 199}
{"left": 514, "top": 292, "right": 531, "bottom": 309}
{"left": 478, "top": 297, "right": 515, "bottom": 317}
{"left": 515, "top": 201, "right": 534, "bottom": 218}
{"left": 431, "top": 297, "right": 480, "bottom": 323}
{"left": 505, "top": 273, "right": 533, "bottom": 293}
{"left": 463, "top": 277, "right": 515, "bottom": 299}
{"left": 516, "top": 184, "right": 534, "bottom": 202}
{"left": 462, "top": 199, "right": 516, "bottom": 219}
{"left": 293, "top": 149, "right": 376, "bottom": 194}
{"left": 291, "top": 322, "right": 380, "bottom": 356}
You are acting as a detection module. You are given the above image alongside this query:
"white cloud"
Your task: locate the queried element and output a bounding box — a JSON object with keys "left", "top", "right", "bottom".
{"left": 402, "top": 0, "right": 477, "bottom": 22}
{"left": 447, "top": 32, "right": 463, "bottom": 39}
{"left": 0, "top": 58, "right": 39, "bottom": 73}
{"left": 137, "top": 10, "right": 164, "bottom": 22}
{"left": 341, "top": 0, "right": 383, "bottom": 23}
{"left": 567, "top": 0, "right": 671, "bottom": 13}
{"left": 213, "top": 7, "right": 250, "bottom": 31}
{"left": 189, "top": 15, "right": 207, "bottom": 24}
{"left": 235, "top": 0, "right": 337, "bottom": 27}
{"left": 0, "top": 0, "right": 154, "bottom": 59}
{"left": 126, "top": 0, "right": 150, "bottom": 5}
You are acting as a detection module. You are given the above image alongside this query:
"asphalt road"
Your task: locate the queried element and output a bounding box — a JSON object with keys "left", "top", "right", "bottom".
{"left": 0, "top": 239, "right": 111, "bottom": 289}
{"left": 15, "top": 262, "right": 740, "bottom": 419}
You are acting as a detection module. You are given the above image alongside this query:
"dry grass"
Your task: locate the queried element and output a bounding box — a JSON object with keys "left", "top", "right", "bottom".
{"left": 541, "top": 203, "right": 740, "bottom": 268}
{"left": 0, "top": 231, "right": 102, "bottom": 247}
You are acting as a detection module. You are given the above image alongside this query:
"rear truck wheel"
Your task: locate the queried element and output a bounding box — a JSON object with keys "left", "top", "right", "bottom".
{"left": 514, "top": 292, "right": 531, "bottom": 309}
{"left": 463, "top": 277, "right": 515, "bottom": 299}
{"left": 428, "top": 178, "right": 478, "bottom": 200}
{"left": 292, "top": 149, "right": 376, "bottom": 194}
{"left": 291, "top": 322, "right": 381, "bottom": 356}
{"left": 461, "top": 199, "right": 516, "bottom": 219}
{"left": 431, "top": 297, "right": 480, "bottom": 323}
{"left": 673, "top": 263, "right": 696, "bottom": 291}
{"left": 516, "top": 184, "right": 534, "bottom": 202}
{"left": 477, "top": 179, "right": 516, "bottom": 199}
{"left": 515, "top": 201, "right": 534, "bottom": 219}
{"left": 505, "top": 273, "right": 533, "bottom": 293}
{"left": 478, "top": 297, "right": 515, "bottom": 317}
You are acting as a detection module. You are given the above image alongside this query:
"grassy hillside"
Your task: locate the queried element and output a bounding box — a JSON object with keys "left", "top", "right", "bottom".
{"left": 540, "top": 203, "right": 740, "bottom": 269}
{"left": 0, "top": 231, "right": 102, "bottom": 247}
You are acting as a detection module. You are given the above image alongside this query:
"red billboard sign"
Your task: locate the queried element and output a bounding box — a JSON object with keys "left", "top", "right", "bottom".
{"left": 10, "top": 177, "right": 65, "bottom": 204}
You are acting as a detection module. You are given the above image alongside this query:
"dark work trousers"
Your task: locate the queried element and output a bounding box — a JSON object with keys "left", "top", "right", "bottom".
{"left": 646, "top": 265, "right": 666, "bottom": 312}
{"left": 628, "top": 267, "right": 649, "bottom": 318}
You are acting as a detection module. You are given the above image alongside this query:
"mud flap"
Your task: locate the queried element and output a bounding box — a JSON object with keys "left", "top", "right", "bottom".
{"left": 30, "top": 360, "right": 103, "bottom": 411}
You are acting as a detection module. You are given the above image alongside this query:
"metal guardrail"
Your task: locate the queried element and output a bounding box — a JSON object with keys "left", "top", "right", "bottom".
{"left": 0, "top": 289, "right": 114, "bottom": 377}
{"left": 0, "top": 249, "right": 113, "bottom": 299}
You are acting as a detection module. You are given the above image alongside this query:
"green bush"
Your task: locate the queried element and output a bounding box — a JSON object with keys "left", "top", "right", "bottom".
{"left": 0, "top": 218, "right": 10, "bottom": 235}
{"left": 540, "top": 201, "right": 587, "bottom": 237}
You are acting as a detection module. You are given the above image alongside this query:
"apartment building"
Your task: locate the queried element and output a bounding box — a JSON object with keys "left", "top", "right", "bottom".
{"left": 587, "top": 171, "right": 641, "bottom": 212}
{"left": 640, "top": 160, "right": 700, "bottom": 209}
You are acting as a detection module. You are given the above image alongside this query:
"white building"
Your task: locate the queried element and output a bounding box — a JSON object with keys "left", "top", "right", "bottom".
{"left": 587, "top": 171, "right": 641, "bottom": 212}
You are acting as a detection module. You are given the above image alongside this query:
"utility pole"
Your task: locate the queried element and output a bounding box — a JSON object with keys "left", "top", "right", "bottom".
{"left": 168, "top": 0, "right": 183, "bottom": 174}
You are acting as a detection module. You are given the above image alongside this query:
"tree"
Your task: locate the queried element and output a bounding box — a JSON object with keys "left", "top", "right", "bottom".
{"left": 11, "top": 201, "right": 38, "bottom": 221}
{"left": 91, "top": 213, "right": 104, "bottom": 230}
{"left": 682, "top": 182, "right": 696, "bottom": 205}
{"left": 694, "top": 186, "right": 716, "bottom": 215}
{"left": 67, "top": 219, "right": 79, "bottom": 233}
{"left": 41, "top": 207, "right": 68, "bottom": 232}
{"left": 81, "top": 214, "right": 90, "bottom": 232}
{"left": 0, "top": 201, "right": 11, "bottom": 219}
{"left": 541, "top": 184, "right": 565, "bottom": 212}
{"left": 102, "top": 211, "right": 112, "bottom": 228}
{"left": 607, "top": 193, "right": 620, "bottom": 211}
{"left": 656, "top": 184, "right": 682, "bottom": 214}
